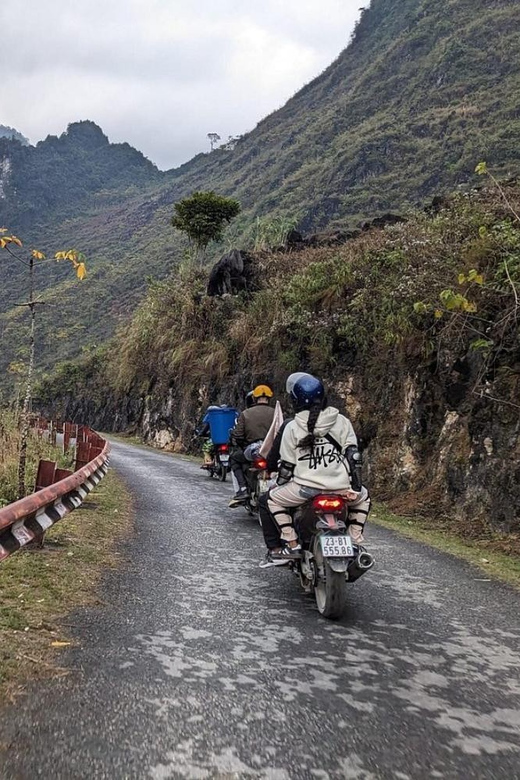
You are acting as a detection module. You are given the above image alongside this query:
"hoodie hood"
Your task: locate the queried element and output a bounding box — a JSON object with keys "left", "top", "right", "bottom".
{"left": 294, "top": 407, "right": 339, "bottom": 437}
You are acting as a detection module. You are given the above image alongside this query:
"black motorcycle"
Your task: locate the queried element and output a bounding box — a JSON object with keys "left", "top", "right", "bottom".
{"left": 244, "top": 454, "right": 270, "bottom": 517}
{"left": 206, "top": 443, "right": 231, "bottom": 482}
{"left": 292, "top": 494, "right": 374, "bottom": 619}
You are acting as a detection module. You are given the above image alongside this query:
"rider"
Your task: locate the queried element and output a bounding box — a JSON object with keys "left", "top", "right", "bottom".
{"left": 229, "top": 384, "right": 275, "bottom": 507}
{"left": 267, "top": 374, "right": 371, "bottom": 561}
{"left": 195, "top": 405, "right": 219, "bottom": 468}
{"left": 258, "top": 372, "right": 313, "bottom": 568}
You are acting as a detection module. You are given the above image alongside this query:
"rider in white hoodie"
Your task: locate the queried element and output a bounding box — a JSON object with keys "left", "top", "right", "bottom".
{"left": 267, "top": 374, "right": 370, "bottom": 560}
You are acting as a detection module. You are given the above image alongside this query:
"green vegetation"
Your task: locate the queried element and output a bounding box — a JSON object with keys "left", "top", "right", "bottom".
{"left": 0, "top": 470, "right": 132, "bottom": 695}
{"left": 171, "top": 191, "right": 241, "bottom": 260}
{"left": 94, "top": 184, "right": 518, "bottom": 407}
{"left": 1, "top": 0, "right": 520, "bottom": 393}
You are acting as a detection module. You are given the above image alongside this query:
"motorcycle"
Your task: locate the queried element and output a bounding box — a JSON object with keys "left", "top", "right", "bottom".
{"left": 206, "top": 443, "right": 230, "bottom": 482}
{"left": 244, "top": 454, "right": 270, "bottom": 517}
{"left": 292, "top": 494, "right": 374, "bottom": 619}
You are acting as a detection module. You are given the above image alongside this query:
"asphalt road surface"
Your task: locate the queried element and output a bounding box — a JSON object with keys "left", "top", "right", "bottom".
{"left": 1, "top": 440, "right": 520, "bottom": 780}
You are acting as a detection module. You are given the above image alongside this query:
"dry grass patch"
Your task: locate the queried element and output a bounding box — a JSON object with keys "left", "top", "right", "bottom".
{"left": 372, "top": 503, "right": 520, "bottom": 589}
{"left": 0, "top": 469, "right": 132, "bottom": 701}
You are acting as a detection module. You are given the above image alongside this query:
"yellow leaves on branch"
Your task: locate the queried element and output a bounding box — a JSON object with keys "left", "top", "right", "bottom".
{"left": 55, "top": 249, "right": 87, "bottom": 280}
{"left": 0, "top": 229, "right": 87, "bottom": 282}
{"left": 414, "top": 269, "right": 483, "bottom": 319}
{"left": 0, "top": 234, "right": 23, "bottom": 249}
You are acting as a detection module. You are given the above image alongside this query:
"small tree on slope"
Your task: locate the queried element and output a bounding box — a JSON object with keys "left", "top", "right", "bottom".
{"left": 171, "top": 191, "right": 241, "bottom": 264}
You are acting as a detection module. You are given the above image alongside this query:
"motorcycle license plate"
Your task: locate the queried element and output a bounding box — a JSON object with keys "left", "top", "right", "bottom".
{"left": 320, "top": 535, "right": 354, "bottom": 558}
{"left": 258, "top": 480, "right": 270, "bottom": 494}
{"left": 219, "top": 455, "right": 229, "bottom": 465}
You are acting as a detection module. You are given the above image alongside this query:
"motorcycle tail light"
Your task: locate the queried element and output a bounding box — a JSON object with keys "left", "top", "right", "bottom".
{"left": 254, "top": 458, "right": 268, "bottom": 470}
{"left": 312, "top": 496, "right": 345, "bottom": 512}
{"left": 218, "top": 444, "right": 229, "bottom": 452}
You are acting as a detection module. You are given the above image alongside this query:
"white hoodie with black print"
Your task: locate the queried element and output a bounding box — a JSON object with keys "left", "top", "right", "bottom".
{"left": 279, "top": 407, "right": 358, "bottom": 491}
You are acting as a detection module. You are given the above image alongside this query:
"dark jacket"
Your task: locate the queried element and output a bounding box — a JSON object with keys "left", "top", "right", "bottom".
{"left": 231, "top": 404, "right": 275, "bottom": 446}
{"left": 266, "top": 418, "right": 291, "bottom": 472}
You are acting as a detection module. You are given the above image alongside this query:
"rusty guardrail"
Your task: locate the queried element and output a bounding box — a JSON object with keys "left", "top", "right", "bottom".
{"left": 0, "top": 420, "right": 110, "bottom": 563}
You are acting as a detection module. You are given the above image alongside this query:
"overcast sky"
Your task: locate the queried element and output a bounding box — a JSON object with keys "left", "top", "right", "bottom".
{"left": 0, "top": 1, "right": 363, "bottom": 170}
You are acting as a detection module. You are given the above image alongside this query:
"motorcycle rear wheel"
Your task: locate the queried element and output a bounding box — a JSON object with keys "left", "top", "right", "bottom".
{"left": 313, "top": 539, "right": 347, "bottom": 620}
{"left": 218, "top": 464, "right": 227, "bottom": 482}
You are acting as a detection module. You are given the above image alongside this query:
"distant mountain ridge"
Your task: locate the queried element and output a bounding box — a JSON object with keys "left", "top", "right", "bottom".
{"left": 0, "top": 120, "right": 163, "bottom": 233}
{"left": 0, "top": 124, "right": 28, "bottom": 145}
{"left": 0, "top": 0, "right": 519, "bottom": 390}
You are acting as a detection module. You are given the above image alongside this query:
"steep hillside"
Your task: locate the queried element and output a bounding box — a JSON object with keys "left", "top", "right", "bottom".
{"left": 161, "top": 0, "right": 520, "bottom": 229}
{"left": 37, "top": 183, "right": 520, "bottom": 541}
{"left": 1, "top": 0, "right": 520, "bottom": 389}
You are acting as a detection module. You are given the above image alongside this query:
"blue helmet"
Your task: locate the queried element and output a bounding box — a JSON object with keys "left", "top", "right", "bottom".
{"left": 290, "top": 375, "right": 325, "bottom": 411}
{"left": 285, "top": 372, "right": 313, "bottom": 394}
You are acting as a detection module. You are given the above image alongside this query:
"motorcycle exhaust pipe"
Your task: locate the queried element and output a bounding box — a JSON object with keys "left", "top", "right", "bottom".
{"left": 347, "top": 550, "right": 375, "bottom": 582}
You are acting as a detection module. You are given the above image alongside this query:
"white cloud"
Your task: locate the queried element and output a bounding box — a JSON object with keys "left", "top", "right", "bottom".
{"left": 0, "top": 0, "right": 362, "bottom": 169}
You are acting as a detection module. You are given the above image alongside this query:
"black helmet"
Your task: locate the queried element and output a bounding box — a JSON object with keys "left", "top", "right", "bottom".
{"left": 245, "top": 391, "right": 255, "bottom": 409}
{"left": 290, "top": 375, "right": 325, "bottom": 412}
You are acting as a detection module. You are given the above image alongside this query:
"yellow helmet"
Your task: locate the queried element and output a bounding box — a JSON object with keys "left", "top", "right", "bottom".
{"left": 252, "top": 384, "right": 274, "bottom": 399}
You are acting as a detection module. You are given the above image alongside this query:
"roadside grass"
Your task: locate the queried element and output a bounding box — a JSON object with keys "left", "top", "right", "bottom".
{"left": 371, "top": 503, "right": 520, "bottom": 589}
{"left": 0, "top": 469, "right": 132, "bottom": 700}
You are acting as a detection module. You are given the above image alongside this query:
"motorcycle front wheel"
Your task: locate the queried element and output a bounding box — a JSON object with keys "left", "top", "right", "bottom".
{"left": 312, "top": 538, "right": 347, "bottom": 620}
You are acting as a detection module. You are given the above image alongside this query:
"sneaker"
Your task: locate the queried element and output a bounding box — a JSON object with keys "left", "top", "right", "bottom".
{"left": 228, "top": 488, "right": 250, "bottom": 508}
{"left": 259, "top": 551, "right": 289, "bottom": 568}
{"left": 271, "top": 544, "right": 302, "bottom": 560}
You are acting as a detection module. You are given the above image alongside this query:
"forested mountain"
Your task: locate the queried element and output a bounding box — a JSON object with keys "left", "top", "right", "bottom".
{"left": 1, "top": 0, "right": 519, "bottom": 390}
{"left": 0, "top": 125, "right": 28, "bottom": 145}
{"left": 0, "top": 120, "right": 163, "bottom": 232}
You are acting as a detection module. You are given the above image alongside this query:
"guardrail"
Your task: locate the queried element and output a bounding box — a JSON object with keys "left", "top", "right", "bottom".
{"left": 0, "top": 421, "right": 110, "bottom": 563}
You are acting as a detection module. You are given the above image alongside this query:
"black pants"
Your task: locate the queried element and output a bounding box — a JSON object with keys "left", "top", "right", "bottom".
{"left": 230, "top": 447, "right": 248, "bottom": 489}
{"left": 258, "top": 493, "right": 283, "bottom": 550}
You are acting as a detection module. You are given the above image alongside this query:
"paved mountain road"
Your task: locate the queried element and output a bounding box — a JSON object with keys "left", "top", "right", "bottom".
{"left": 1, "top": 440, "right": 520, "bottom": 779}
